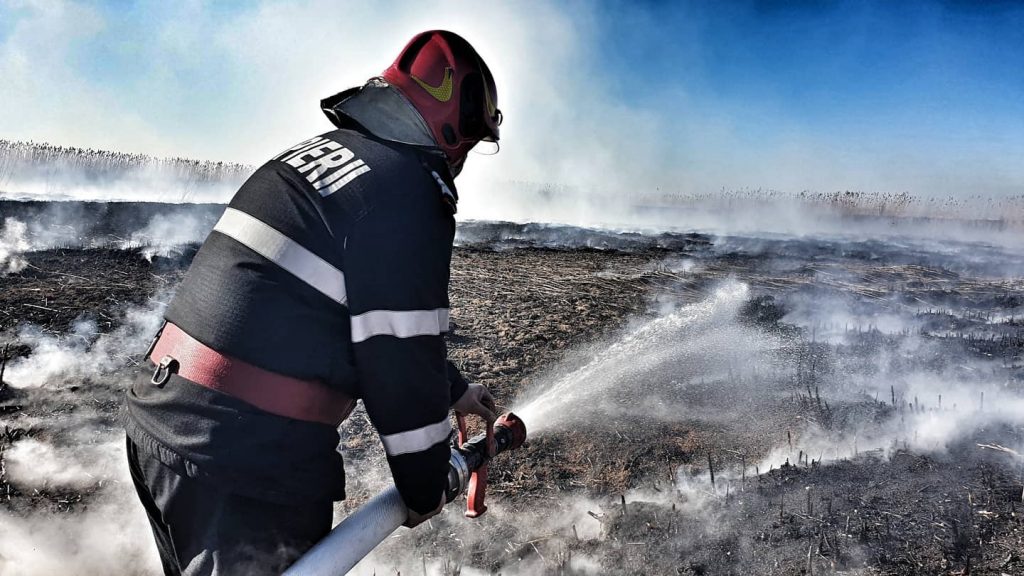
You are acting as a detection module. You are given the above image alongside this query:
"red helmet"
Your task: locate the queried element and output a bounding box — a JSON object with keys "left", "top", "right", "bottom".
{"left": 382, "top": 30, "right": 501, "bottom": 171}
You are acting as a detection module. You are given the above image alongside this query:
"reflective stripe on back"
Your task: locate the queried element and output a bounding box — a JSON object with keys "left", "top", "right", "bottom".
{"left": 213, "top": 207, "right": 348, "bottom": 305}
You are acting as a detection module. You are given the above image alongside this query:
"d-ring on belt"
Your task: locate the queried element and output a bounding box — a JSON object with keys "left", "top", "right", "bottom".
{"left": 149, "top": 322, "right": 355, "bottom": 427}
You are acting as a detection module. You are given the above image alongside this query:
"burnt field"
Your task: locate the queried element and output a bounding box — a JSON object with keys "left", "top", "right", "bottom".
{"left": 1, "top": 202, "right": 1024, "bottom": 575}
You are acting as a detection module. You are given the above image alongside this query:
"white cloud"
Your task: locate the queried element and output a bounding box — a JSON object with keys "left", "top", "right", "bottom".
{"left": 0, "top": 0, "right": 168, "bottom": 154}
{"left": 0, "top": 1, "right": 678, "bottom": 221}
{"left": 1, "top": 1, "right": 1021, "bottom": 225}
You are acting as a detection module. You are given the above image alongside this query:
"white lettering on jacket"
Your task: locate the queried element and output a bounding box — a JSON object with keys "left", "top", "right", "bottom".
{"left": 274, "top": 134, "right": 371, "bottom": 197}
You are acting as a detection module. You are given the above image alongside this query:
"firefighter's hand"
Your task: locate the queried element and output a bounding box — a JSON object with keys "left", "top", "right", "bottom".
{"left": 453, "top": 383, "right": 497, "bottom": 423}
{"left": 404, "top": 492, "right": 445, "bottom": 528}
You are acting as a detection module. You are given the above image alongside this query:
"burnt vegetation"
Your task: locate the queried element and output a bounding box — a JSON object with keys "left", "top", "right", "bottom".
{"left": 1, "top": 200, "right": 1023, "bottom": 574}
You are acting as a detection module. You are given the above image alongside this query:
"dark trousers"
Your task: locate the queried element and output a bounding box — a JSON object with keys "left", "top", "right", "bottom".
{"left": 126, "top": 437, "right": 332, "bottom": 576}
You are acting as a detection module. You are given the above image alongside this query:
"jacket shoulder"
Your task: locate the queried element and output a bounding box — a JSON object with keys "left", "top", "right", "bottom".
{"left": 263, "top": 129, "right": 456, "bottom": 215}
{"left": 262, "top": 129, "right": 385, "bottom": 199}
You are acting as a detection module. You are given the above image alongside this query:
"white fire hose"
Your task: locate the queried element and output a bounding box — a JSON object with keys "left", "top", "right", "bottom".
{"left": 283, "top": 485, "right": 407, "bottom": 576}
{"left": 284, "top": 412, "right": 527, "bottom": 576}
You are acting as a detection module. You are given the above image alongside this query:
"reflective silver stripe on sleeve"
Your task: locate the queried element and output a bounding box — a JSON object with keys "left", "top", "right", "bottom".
{"left": 437, "top": 308, "right": 450, "bottom": 333}
{"left": 380, "top": 417, "right": 452, "bottom": 456}
{"left": 213, "top": 207, "right": 347, "bottom": 305}
{"left": 350, "top": 308, "right": 449, "bottom": 343}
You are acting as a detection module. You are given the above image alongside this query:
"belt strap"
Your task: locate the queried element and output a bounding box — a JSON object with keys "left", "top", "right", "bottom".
{"left": 149, "top": 322, "right": 354, "bottom": 427}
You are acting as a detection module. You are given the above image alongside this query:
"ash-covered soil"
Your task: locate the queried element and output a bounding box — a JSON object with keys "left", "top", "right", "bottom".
{"left": 2, "top": 225, "right": 1024, "bottom": 575}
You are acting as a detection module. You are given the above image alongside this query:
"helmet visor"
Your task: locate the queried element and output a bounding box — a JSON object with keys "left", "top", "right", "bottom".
{"left": 483, "top": 108, "right": 502, "bottom": 143}
{"left": 461, "top": 72, "right": 502, "bottom": 143}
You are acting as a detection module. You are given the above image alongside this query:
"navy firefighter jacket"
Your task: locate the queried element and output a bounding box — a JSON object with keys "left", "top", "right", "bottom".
{"left": 123, "top": 125, "right": 468, "bottom": 515}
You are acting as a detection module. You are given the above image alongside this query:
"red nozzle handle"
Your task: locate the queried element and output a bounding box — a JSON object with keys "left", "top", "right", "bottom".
{"left": 466, "top": 424, "right": 494, "bottom": 518}
{"left": 456, "top": 413, "right": 469, "bottom": 447}
{"left": 455, "top": 413, "right": 495, "bottom": 518}
{"left": 465, "top": 456, "right": 488, "bottom": 518}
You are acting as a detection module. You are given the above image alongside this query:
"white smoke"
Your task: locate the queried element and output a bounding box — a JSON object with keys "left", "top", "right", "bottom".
{"left": 0, "top": 206, "right": 101, "bottom": 253}
{"left": 4, "top": 436, "right": 122, "bottom": 490}
{"left": 0, "top": 190, "right": 1019, "bottom": 573}
{"left": 510, "top": 267, "right": 1023, "bottom": 488}
{"left": 0, "top": 216, "right": 29, "bottom": 273}
{"left": 0, "top": 140, "right": 251, "bottom": 203}
{"left": 0, "top": 203, "right": 221, "bottom": 266}
{"left": 4, "top": 296, "right": 166, "bottom": 389}
{"left": 0, "top": 436, "right": 160, "bottom": 576}
{"left": 0, "top": 297, "right": 169, "bottom": 574}
{"left": 351, "top": 496, "right": 609, "bottom": 575}
{"left": 118, "top": 212, "right": 213, "bottom": 260}
{"left": 3, "top": 1, "right": 1020, "bottom": 220}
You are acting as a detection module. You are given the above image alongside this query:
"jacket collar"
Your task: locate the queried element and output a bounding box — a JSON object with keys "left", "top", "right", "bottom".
{"left": 321, "top": 80, "right": 459, "bottom": 208}
{"left": 322, "top": 80, "right": 439, "bottom": 150}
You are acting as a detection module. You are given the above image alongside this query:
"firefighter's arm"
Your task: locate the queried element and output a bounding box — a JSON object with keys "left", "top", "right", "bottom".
{"left": 344, "top": 198, "right": 454, "bottom": 518}
{"left": 447, "top": 360, "right": 497, "bottom": 421}
{"left": 447, "top": 360, "right": 469, "bottom": 406}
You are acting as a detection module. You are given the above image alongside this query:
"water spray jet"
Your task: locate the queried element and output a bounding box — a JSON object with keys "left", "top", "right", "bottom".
{"left": 510, "top": 281, "right": 753, "bottom": 436}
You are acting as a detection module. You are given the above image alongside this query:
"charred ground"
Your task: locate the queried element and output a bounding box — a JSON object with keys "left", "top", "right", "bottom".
{"left": 1, "top": 223, "right": 1024, "bottom": 574}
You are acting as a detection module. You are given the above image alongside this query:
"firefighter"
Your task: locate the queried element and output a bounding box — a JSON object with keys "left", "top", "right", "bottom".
{"left": 122, "top": 30, "right": 502, "bottom": 575}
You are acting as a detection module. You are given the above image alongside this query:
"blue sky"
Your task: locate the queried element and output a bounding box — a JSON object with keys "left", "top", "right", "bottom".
{"left": 0, "top": 0, "right": 1021, "bottom": 204}
{"left": 598, "top": 1, "right": 1024, "bottom": 146}
{"left": 588, "top": 1, "right": 1024, "bottom": 196}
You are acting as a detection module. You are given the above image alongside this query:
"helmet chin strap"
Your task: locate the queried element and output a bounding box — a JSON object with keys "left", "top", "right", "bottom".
{"left": 448, "top": 153, "right": 466, "bottom": 178}
{"left": 447, "top": 137, "right": 487, "bottom": 178}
